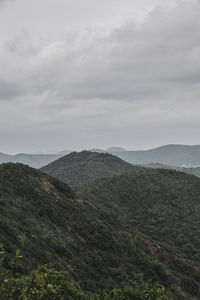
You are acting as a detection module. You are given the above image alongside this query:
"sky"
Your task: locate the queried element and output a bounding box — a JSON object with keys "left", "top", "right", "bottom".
{"left": 0, "top": 0, "right": 200, "bottom": 154}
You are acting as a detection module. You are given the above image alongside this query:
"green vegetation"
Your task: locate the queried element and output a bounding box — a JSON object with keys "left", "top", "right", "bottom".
{"left": 41, "top": 151, "right": 144, "bottom": 186}
{"left": 1, "top": 163, "right": 200, "bottom": 298}
{"left": 0, "top": 239, "right": 168, "bottom": 299}
{"left": 183, "top": 166, "right": 200, "bottom": 177}
{"left": 77, "top": 169, "right": 200, "bottom": 266}
{"left": 141, "top": 162, "right": 200, "bottom": 179}
{"left": 0, "top": 250, "right": 168, "bottom": 300}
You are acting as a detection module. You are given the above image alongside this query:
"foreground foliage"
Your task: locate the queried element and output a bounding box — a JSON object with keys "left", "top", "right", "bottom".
{"left": 0, "top": 238, "right": 168, "bottom": 299}
{"left": 0, "top": 263, "right": 168, "bottom": 300}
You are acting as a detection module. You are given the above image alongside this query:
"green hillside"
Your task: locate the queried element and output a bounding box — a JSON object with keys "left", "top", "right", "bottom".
{"left": 1, "top": 163, "right": 200, "bottom": 298}
{"left": 142, "top": 162, "right": 200, "bottom": 178}
{"left": 77, "top": 169, "right": 200, "bottom": 266}
{"left": 41, "top": 151, "right": 144, "bottom": 186}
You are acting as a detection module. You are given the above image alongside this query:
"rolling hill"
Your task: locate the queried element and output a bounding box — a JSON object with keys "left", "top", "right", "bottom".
{"left": 1, "top": 163, "right": 200, "bottom": 298}
{"left": 77, "top": 169, "right": 200, "bottom": 266}
{"left": 41, "top": 150, "right": 144, "bottom": 186}
{"left": 110, "top": 144, "right": 200, "bottom": 166}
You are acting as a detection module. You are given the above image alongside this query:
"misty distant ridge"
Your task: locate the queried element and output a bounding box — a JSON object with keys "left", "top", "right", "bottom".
{"left": 113, "top": 144, "right": 200, "bottom": 167}
{"left": 1, "top": 144, "right": 200, "bottom": 168}
{"left": 90, "top": 147, "right": 127, "bottom": 153}
{"left": 0, "top": 152, "right": 61, "bottom": 169}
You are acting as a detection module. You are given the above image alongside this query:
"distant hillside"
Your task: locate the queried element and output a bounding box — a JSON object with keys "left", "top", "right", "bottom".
{"left": 106, "top": 147, "right": 127, "bottom": 152}
{"left": 90, "top": 147, "right": 127, "bottom": 153}
{"left": 77, "top": 169, "right": 200, "bottom": 266}
{"left": 0, "top": 152, "right": 60, "bottom": 168}
{"left": 1, "top": 163, "right": 199, "bottom": 298}
{"left": 182, "top": 166, "right": 200, "bottom": 177}
{"left": 41, "top": 151, "right": 144, "bottom": 186}
{"left": 110, "top": 144, "right": 200, "bottom": 166}
{"left": 142, "top": 162, "right": 200, "bottom": 178}
{"left": 56, "top": 149, "right": 73, "bottom": 156}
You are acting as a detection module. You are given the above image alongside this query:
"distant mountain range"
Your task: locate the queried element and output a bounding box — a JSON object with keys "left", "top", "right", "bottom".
{"left": 110, "top": 144, "right": 200, "bottom": 167}
{"left": 2, "top": 144, "right": 200, "bottom": 168}
{"left": 89, "top": 147, "right": 127, "bottom": 153}
{"left": 0, "top": 151, "right": 71, "bottom": 168}
{"left": 107, "top": 147, "right": 127, "bottom": 152}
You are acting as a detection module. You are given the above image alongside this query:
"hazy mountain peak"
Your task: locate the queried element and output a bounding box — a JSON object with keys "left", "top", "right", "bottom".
{"left": 106, "top": 147, "right": 127, "bottom": 152}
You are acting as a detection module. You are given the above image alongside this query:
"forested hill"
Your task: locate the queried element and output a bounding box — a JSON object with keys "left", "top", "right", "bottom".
{"left": 77, "top": 168, "right": 200, "bottom": 265}
{"left": 41, "top": 150, "right": 144, "bottom": 186}
{"left": 1, "top": 163, "right": 200, "bottom": 298}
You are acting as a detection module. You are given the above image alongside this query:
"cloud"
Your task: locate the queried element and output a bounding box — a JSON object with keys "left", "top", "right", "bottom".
{"left": 0, "top": 0, "right": 13, "bottom": 3}
{"left": 1, "top": 0, "right": 200, "bottom": 152}
{"left": 1, "top": 1, "right": 200, "bottom": 104}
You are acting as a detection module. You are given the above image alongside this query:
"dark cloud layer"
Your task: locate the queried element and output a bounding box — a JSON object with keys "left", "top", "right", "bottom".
{"left": 1, "top": 1, "right": 200, "bottom": 102}
{"left": 0, "top": 0, "right": 200, "bottom": 153}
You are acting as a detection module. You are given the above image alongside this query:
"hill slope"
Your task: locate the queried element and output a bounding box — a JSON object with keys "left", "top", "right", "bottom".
{"left": 1, "top": 163, "right": 200, "bottom": 298}
{"left": 111, "top": 144, "right": 200, "bottom": 166}
{"left": 142, "top": 162, "right": 200, "bottom": 178}
{"left": 77, "top": 169, "right": 200, "bottom": 266}
{"left": 41, "top": 151, "right": 143, "bottom": 186}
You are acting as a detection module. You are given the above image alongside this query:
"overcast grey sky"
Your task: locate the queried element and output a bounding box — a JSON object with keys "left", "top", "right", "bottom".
{"left": 0, "top": 0, "right": 200, "bottom": 154}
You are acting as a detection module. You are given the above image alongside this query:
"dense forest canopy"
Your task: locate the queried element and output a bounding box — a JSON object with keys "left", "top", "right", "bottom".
{"left": 77, "top": 169, "right": 200, "bottom": 265}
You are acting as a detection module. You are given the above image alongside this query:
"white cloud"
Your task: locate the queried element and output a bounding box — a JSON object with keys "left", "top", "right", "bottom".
{"left": 0, "top": 0, "right": 200, "bottom": 152}
{"left": 1, "top": 1, "right": 199, "bottom": 102}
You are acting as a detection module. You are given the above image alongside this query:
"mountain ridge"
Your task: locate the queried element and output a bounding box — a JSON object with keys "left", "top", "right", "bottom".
{"left": 2, "top": 144, "right": 200, "bottom": 168}
{"left": 110, "top": 144, "right": 200, "bottom": 166}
